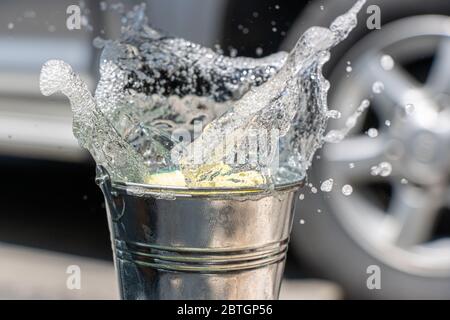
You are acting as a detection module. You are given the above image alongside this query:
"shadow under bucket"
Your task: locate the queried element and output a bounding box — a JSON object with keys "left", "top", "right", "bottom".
{"left": 96, "top": 166, "right": 302, "bottom": 300}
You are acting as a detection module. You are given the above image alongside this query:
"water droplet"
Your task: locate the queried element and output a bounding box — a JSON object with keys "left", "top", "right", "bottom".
{"left": 349, "top": 162, "right": 355, "bottom": 168}
{"left": 255, "top": 47, "right": 263, "bottom": 56}
{"left": 361, "top": 99, "right": 371, "bottom": 108}
{"left": 370, "top": 161, "right": 392, "bottom": 177}
{"left": 367, "top": 128, "right": 378, "bottom": 138}
{"left": 400, "top": 178, "right": 408, "bottom": 184}
{"left": 405, "top": 103, "right": 415, "bottom": 115}
{"left": 385, "top": 120, "right": 391, "bottom": 127}
{"left": 7, "top": 22, "right": 14, "bottom": 29}
{"left": 275, "top": 5, "right": 280, "bottom": 10}
{"left": 380, "top": 54, "right": 395, "bottom": 71}
{"left": 299, "top": 219, "right": 305, "bottom": 224}
{"left": 372, "top": 81, "right": 384, "bottom": 94}
{"left": 41, "top": 3, "right": 368, "bottom": 187}
{"left": 346, "top": 66, "right": 353, "bottom": 73}
{"left": 272, "top": 27, "right": 277, "bottom": 33}
{"left": 320, "top": 178, "right": 334, "bottom": 192}
{"left": 342, "top": 184, "right": 353, "bottom": 196}
{"left": 317, "top": 209, "right": 322, "bottom": 213}
{"left": 320, "top": 5, "right": 324, "bottom": 10}
{"left": 327, "top": 109, "right": 341, "bottom": 119}
{"left": 324, "top": 99, "right": 371, "bottom": 144}
{"left": 299, "top": 194, "right": 305, "bottom": 200}
{"left": 229, "top": 48, "right": 238, "bottom": 57}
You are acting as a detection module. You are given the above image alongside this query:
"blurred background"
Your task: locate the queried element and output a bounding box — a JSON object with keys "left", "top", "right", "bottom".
{"left": 0, "top": 0, "right": 449, "bottom": 299}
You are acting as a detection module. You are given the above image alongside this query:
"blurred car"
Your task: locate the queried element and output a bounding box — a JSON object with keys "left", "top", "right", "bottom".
{"left": 0, "top": 0, "right": 449, "bottom": 299}
{"left": 280, "top": 0, "right": 450, "bottom": 299}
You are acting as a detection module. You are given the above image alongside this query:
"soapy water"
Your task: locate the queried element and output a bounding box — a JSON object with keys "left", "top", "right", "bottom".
{"left": 40, "top": 0, "right": 368, "bottom": 189}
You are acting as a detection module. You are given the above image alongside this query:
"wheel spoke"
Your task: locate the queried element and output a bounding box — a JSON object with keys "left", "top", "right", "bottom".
{"left": 389, "top": 184, "right": 444, "bottom": 248}
{"left": 361, "top": 53, "right": 422, "bottom": 120}
{"left": 324, "top": 135, "right": 388, "bottom": 182}
{"left": 427, "top": 38, "right": 450, "bottom": 94}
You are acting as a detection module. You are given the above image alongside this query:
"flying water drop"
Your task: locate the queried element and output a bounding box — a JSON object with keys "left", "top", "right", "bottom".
{"left": 320, "top": 178, "right": 334, "bottom": 192}
{"left": 367, "top": 128, "right": 378, "bottom": 138}
{"left": 370, "top": 161, "right": 392, "bottom": 177}
{"left": 342, "top": 184, "right": 353, "bottom": 196}
{"left": 380, "top": 54, "right": 395, "bottom": 71}
{"left": 405, "top": 103, "right": 415, "bottom": 115}
{"left": 372, "top": 81, "right": 384, "bottom": 94}
{"left": 324, "top": 99, "right": 370, "bottom": 144}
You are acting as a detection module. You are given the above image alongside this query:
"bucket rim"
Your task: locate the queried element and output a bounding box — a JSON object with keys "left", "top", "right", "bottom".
{"left": 96, "top": 165, "right": 304, "bottom": 198}
{"left": 111, "top": 179, "right": 304, "bottom": 198}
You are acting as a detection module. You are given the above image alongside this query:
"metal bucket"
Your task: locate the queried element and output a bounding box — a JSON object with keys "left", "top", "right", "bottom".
{"left": 96, "top": 166, "right": 302, "bottom": 300}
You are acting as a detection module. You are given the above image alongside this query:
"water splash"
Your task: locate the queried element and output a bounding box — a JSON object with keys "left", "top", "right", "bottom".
{"left": 181, "top": 0, "right": 367, "bottom": 186}
{"left": 41, "top": 4, "right": 288, "bottom": 184}
{"left": 39, "top": 60, "right": 148, "bottom": 182}
{"left": 40, "top": 1, "right": 368, "bottom": 189}
{"left": 324, "top": 99, "right": 370, "bottom": 144}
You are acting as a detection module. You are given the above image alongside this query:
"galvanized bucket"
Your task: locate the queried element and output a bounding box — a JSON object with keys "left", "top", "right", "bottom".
{"left": 96, "top": 166, "right": 302, "bottom": 300}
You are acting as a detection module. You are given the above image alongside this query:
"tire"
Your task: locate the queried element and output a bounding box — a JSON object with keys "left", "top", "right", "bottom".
{"left": 281, "top": 0, "right": 450, "bottom": 299}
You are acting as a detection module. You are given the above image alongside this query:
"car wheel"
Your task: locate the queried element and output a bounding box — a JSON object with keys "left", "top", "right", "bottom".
{"left": 282, "top": 0, "right": 450, "bottom": 299}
